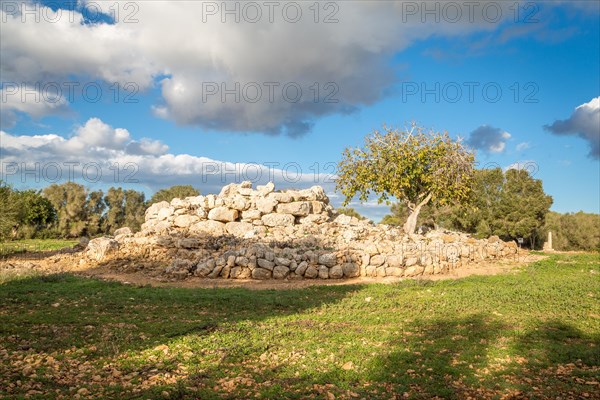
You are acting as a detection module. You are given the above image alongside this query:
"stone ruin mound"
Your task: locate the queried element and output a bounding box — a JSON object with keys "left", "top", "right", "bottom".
{"left": 85, "top": 181, "right": 518, "bottom": 281}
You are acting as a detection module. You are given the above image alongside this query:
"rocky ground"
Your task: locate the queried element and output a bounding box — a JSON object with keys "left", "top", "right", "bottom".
{"left": 0, "top": 243, "right": 544, "bottom": 290}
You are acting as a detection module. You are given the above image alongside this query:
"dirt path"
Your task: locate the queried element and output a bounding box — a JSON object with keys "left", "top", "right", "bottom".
{"left": 1, "top": 250, "right": 546, "bottom": 290}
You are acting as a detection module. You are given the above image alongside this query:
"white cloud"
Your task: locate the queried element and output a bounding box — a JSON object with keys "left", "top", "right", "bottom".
{"left": 68, "top": 118, "right": 131, "bottom": 150}
{"left": 544, "top": 97, "right": 600, "bottom": 159}
{"left": 125, "top": 139, "right": 169, "bottom": 156}
{"left": 0, "top": 84, "right": 70, "bottom": 129}
{"left": 1, "top": 0, "right": 570, "bottom": 136}
{"left": 467, "top": 125, "right": 511, "bottom": 153}
{"left": 0, "top": 118, "right": 337, "bottom": 195}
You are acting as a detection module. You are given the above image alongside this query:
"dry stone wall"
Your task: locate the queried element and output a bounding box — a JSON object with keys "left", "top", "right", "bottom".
{"left": 86, "top": 182, "right": 518, "bottom": 280}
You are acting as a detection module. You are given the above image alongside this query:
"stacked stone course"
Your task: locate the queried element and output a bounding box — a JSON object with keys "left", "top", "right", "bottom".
{"left": 86, "top": 182, "right": 518, "bottom": 280}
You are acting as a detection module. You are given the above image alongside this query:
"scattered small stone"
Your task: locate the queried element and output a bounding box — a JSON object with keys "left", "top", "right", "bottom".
{"left": 342, "top": 361, "right": 354, "bottom": 370}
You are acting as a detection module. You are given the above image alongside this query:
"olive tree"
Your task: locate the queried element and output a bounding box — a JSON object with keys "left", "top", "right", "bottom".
{"left": 336, "top": 124, "right": 475, "bottom": 235}
{"left": 43, "top": 182, "right": 89, "bottom": 237}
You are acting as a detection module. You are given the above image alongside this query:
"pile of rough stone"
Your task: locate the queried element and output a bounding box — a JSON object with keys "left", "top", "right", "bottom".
{"left": 85, "top": 182, "right": 518, "bottom": 280}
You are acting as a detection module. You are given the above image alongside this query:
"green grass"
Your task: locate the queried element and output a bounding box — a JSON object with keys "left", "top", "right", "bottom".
{"left": 0, "top": 253, "right": 598, "bottom": 399}
{"left": 0, "top": 239, "right": 78, "bottom": 258}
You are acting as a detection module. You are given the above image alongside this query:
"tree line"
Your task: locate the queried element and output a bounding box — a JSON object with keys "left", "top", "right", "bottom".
{"left": 543, "top": 211, "right": 600, "bottom": 252}
{"left": 341, "top": 168, "right": 598, "bottom": 251}
{"left": 376, "top": 167, "right": 600, "bottom": 251}
{"left": 379, "top": 167, "right": 554, "bottom": 248}
{"left": 0, "top": 181, "right": 199, "bottom": 240}
{"left": 336, "top": 124, "right": 598, "bottom": 251}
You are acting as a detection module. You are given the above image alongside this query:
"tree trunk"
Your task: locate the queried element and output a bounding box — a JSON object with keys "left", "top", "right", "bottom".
{"left": 403, "top": 209, "right": 419, "bottom": 236}
{"left": 403, "top": 193, "right": 433, "bottom": 235}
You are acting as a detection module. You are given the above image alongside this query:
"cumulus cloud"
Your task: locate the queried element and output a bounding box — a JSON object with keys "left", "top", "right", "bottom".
{"left": 69, "top": 118, "right": 131, "bottom": 150}
{"left": 467, "top": 125, "right": 511, "bottom": 153}
{"left": 125, "top": 139, "right": 169, "bottom": 156}
{"left": 544, "top": 97, "right": 600, "bottom": 159}
{"left": 1, "top": 84, "right": 71, "bottom": 129}
{"left": 0, "top": 118, "right": 337, "bottom": 196}
{"left": 1, "top": 0, "right": 569, "bottom": 136}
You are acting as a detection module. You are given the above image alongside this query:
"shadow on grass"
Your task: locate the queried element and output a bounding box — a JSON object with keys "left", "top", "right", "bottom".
{"left": 126, "top": 315, "right": 600, "bottom": 399}
{"left": 356, "top": 314, "right": 505, "bottom": 398}
{"left": 0, "top": 273, "right": 361, "bottom": 355}
{"left": 348, "top": 317, "right": 600, "bottom": 399}
{"left": 0, "top": 273, "right": 366, "bottom": 398}
{"left": 1, "top": 252, "right": 599, "bottom": 399}
{"left": 514, "top": 320, "right": 600, "bottom": 366}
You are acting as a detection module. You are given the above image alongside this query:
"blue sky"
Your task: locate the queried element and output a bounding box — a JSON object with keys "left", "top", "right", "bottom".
{"left": 1, "top": 0, "right": 599, "bottom": 221}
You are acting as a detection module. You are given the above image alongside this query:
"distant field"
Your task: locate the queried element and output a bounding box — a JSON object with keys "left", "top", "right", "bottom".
{"left": 0, "top": 239, "right": 78, "bottom": 258}
{"left": 0, "top": 253, "right": 598, "bottom": 399}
